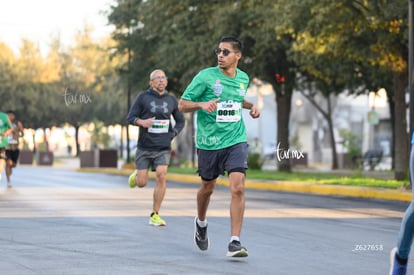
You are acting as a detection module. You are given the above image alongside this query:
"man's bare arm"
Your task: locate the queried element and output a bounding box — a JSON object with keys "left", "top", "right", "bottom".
{"left": 179, "top": 98, "right": 220, "bottom": 113}
{"left": 178, "top": 99, "right": 201, "bottom": 113}
{"left": 1, "top": 128, "right": 13, "bottom": 137}
{"left": 242, "top": 99, "right": 260, "bottom": 119}
{"left": 17, "top": 121, "right": 24, "bottom": 136}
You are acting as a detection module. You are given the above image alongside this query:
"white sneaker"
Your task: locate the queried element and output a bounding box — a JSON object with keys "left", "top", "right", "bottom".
{"left": 7, "top": 181, "right": 12, "bottom": 188}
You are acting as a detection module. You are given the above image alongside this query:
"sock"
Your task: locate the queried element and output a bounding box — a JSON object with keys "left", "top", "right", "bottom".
{"left": 396, "top": 253, "right": 408, "bottom": 265}
{"left": 197, "top": 218, "right": 207, "bottom": 227}
{"left": 230, "top": 236, "right": 240, "bottom": 243}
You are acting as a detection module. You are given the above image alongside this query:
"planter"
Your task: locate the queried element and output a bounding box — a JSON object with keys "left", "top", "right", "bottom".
{"left": 37, "top": 152, "right": 54, "bottom": 166}
{"left": 291, "top": 152, "right": 308, "bottom": 167}
{"left": 338, "top": 153, "right": 359, "bottom": 169}
{"left": 80, "top": 149, "right": 118, "bottom": 168}
{"left": 79, "top": 151, "right": 95, "bottom": 168}
{"left": 98, "top": 149, "right": 118, "bottom": 168}
{"left": 19, "top": 150, "right": 34, "bottom": 165}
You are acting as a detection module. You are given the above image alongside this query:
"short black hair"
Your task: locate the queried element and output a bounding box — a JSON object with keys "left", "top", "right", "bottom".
{"left": 219, "top": 36, "right": 243, "bottom": 52}
{"left": 6, "top": 110, "right": 15, "bottom": 115}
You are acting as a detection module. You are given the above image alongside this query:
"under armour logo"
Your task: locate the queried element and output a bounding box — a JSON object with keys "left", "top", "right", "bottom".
{"left": 150, "top": 101, "right": 169, "bottom": 113}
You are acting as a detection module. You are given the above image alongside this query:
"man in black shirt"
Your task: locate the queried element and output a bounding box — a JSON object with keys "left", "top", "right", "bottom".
{"left": 127, "top": 69, "right": 185, "bottom": 226}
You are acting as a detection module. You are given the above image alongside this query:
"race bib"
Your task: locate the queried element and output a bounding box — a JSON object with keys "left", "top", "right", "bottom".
{"left": 148, "top": 119, "right": 170, "bottom": 133}
{"left": 216, "top": 101, "right": 241, "bottom": 122}
{"left": 7, "top": 135, "right": 18, "bottom": 144}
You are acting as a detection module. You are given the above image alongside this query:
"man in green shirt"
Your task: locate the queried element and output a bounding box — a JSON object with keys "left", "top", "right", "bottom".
{"left": 179, "top": 36, "right": 260, "bottom": 257}
{"left": 0, "top": 111, "right": 13, "bottom": 185}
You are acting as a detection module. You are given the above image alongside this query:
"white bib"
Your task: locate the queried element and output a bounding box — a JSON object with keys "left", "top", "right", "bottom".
{"left": 216, "top": 101, "right": 241, "bottom": 122}
{"left": 7, "top": 135, "right": 18, "bottom": 144}
{"left": 148, "top": 119, "right": 170, "bottom": 133}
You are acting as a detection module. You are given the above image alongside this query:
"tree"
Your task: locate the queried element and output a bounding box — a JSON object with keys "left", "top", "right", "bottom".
{"left": 0, "top": 42, "right": 16, "bottom": 108}
{"left": 0, "top": 26, "right": 125, "bottom": 155}
{"left": 274, "top": 0, "right": 408, "bottom": 177}
{"left": 59, "top": 26, "right": 125, "bottom": 155}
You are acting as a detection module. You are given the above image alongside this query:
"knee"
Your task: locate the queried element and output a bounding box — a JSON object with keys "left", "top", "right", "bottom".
{"left": 156, "top": 172, "right": 167, "bottom": 183}
{"left": 137, "top": 177, "right": 147, "bottom": 188}
{"left": 202, "top": 188, "right": 214, "bottom": 197}
{"left": 200, "top": 181, "right": 215, "bottom": 195}
{"left": 231, "top": 183, "right": 245, "bottom": 197}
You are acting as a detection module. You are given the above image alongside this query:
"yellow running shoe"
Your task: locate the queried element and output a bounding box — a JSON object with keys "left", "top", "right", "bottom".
{"left": 149, "top": 212, "right": 166, "bottom": 226}
{"left": 128, "top": 170, "right": 137, "bottom": 188}
{"left": 226, "top": 240, "right": 248, "bottom": 257}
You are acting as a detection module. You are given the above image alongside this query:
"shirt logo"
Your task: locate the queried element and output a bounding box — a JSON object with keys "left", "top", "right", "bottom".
{"left": 150, "top": 101, "right": 168, "bottom": 113}
{"left": 238, "top": 83, "right": 246, "bottom": 96}
{"left": 213, "top": 80, "right": 223, "bottom": 96}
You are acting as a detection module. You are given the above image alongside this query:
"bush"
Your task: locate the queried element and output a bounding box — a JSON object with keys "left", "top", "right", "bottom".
{"left": 248, "top": 152, "right": 263, "bottom": 170}
{"left": 338, "top": 129, "right": 362, "bottom": 168}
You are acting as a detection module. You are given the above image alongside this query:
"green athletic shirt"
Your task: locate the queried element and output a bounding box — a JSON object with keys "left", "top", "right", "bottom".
{"left": 181, "top": 66, "right": 249, "bottom": 150}
{"left": 0, "top": 112, "right": 12, "bottom": 148}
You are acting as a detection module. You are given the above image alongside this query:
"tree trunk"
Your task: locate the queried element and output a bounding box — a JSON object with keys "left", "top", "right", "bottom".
{"left": 326, "top": 96, "right": 339, "bottom": 169}
{"left": 299, "top": 91, "right": 339, "bottom": 169}
{"left": 393, "top": 71, "right": 408, "bottom": 180}
{"left": 120, "top": 125, "right": 125, "bottom": 159}
{"left": 75, "top": 124, "right": 80, "bottom": 157}
{"left": 386, "top": 91, "right": 395, "bottom": 170}
{"left": 43, "top": 128, "right": 49, "bottom": 152}
{"left": 276, "top": 87, "right": 292, "bottom": 171}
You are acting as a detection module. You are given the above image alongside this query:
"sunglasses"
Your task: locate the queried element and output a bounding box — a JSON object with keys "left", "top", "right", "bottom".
{"left": 151, "top": 76, "right": 168, "bottom": 81}
{"left": 214, "top": 48, "right": 235, "bottom": 56}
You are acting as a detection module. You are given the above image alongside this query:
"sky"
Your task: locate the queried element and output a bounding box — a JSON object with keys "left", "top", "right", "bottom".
{"left": 0, "top": 0, "right": 115, "bottom": 55}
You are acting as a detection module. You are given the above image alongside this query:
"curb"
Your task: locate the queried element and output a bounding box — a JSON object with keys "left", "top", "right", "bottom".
{"left": 78, "top": 168, "right": 412, "bottom": 203}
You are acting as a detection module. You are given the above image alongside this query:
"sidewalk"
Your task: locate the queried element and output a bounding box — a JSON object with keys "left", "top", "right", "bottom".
{"left": 52, "top": 156, "right": 411, "bottom": 203}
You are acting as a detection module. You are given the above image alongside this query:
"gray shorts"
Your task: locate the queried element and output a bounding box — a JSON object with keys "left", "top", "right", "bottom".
{"left": 197, "top": 142, "right": 248, "bottom": 181}
{"left": 135, "top": 149, "right": 171, "bottom": 171}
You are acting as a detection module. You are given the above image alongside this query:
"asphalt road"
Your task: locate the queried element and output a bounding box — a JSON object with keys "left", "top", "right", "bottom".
{"left": 0, "top": 166, "right": 410, "bottom": 275}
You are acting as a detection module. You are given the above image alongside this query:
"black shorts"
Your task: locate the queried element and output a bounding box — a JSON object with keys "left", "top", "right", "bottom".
{"left": 197, "top": 142, "right": 248, "bottom": 181}
{"left": 6, "top": 149, "right": 20, "bottom": 163}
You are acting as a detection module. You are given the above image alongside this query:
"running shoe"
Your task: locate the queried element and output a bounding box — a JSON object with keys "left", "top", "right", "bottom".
{"left": 194, "top": 217, "right": 209, "bottom": 251}
{"left": 226, "top": 240, "right": 248, "bottom": 257}
{"left": 7, "top": 182, "right": 11, "bottom": 188}
{"left": 389, "top": 247, "right": 407, "bottom": 275}
{"left": 128, "top": 170, "right": 137, "bottom": 188}
{"left": 149, "top": 212, "right": 166, "bottom": 226}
